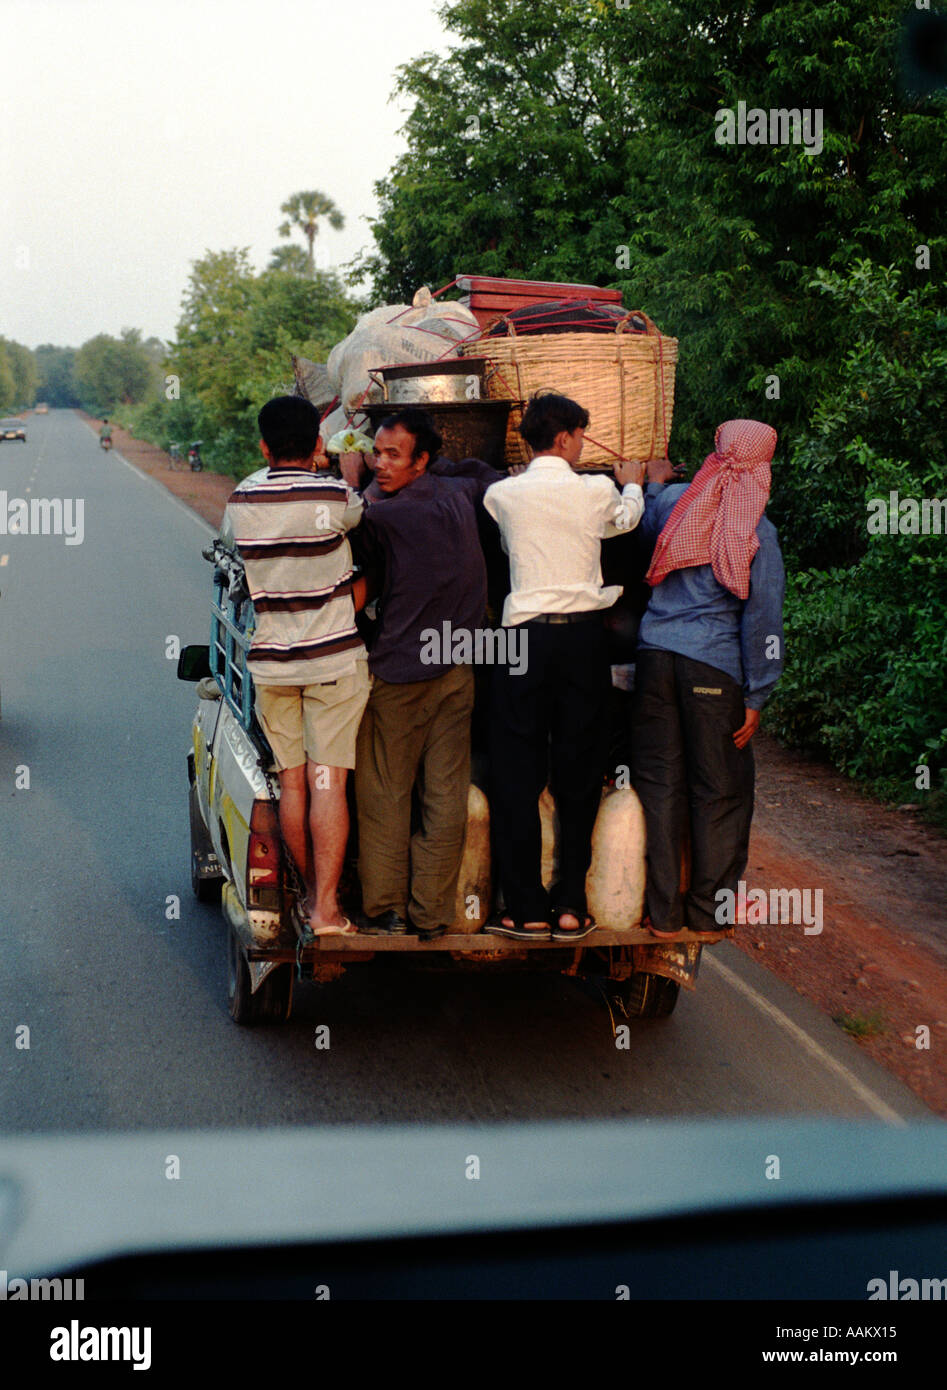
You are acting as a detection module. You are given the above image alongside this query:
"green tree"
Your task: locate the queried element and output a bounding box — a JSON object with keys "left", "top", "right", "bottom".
{"left": 766, "top": 262, "right": 947, "bottom": 823}
{"left": 277, "top": 190, "right": 345, "bottom": 276}
{"left": 0, "top": 338, "right": 38, "bottom": 408}
{"left": 34, "top": 345, "right": 80, "bottom": 407}
{"left": 74, "top": 329, "right": 155, "bottom": 413}
{"left": 167, "top": 248, "right": 257, "bottom": 432}
{"left": 361, "top": 0, "right": 946, "bottom": 544}
{"left": 166, "top": 250, "right": 358, "bottom": 475}
{"left": 0, "top": 344, "right": 15, "bottom": 412}
{"left": 267, "top": 244, "right": 311, "bottom": 275}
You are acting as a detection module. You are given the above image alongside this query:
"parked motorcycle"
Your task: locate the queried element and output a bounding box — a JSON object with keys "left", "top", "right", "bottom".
{"left": 188, "top": 440, "right": 204, "bottom": 472}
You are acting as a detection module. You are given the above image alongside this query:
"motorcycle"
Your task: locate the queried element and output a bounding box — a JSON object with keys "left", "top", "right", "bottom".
{"left": 99, "top": 435, "right": 113, "bottom": 451}
{"left": 188, "top": 440, "right": 204, "bottom": 472}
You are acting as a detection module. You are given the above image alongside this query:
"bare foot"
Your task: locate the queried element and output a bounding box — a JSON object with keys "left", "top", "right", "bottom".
{"left": 308, "top": 900, "right": 355, "bottom": 935}
{"left": 556, "top": 911, "right": 593, "bottom": 931}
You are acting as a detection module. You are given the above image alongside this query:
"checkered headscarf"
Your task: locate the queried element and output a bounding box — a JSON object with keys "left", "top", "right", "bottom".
{"left": 645, "top": 419, "right": 777, "bottom": 599}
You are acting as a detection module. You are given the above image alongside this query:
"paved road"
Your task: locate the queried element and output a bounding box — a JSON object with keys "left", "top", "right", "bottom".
{"left": 0, "top": 411, "right": 931, "bottom": 1134}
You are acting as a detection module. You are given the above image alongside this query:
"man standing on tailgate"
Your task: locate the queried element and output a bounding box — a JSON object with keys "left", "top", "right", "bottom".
{"left": 354, "top": 407, "right": 501, "bottom": 942}
{"left": 224, "top": 396, "right": 369, "bottom": 939}
{"left": 632, "top": 418, "right": 785, "bottom": 939}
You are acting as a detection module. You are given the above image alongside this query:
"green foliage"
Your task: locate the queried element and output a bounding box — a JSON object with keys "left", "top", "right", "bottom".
{"left": 0, "top": 338, "right": 39, "bottom": 409}
{"left": 277, "top": 189, "right": 345, "bottom": 276}
{"left": 833, "top": 1010, "right": 886, "bottom": 1040}
{"left": 73, "top": 328, "right": 159, "bottom": 414}
{"left": 267, "top": 244, "right": 311, "bottom": 275}
{"left": 0, "top": 346, "right": 15, "bottom": 411}
{"left": 159, "top": 249, "right": 358, "bottom": 478}
{"left": 770, "top": 262, "right": 947, "bottom": 569}
{"left": 34, "top": 344, "right": 80, "bottom": 407}
{"left": 766, "top": 262, "right": 947, "bottom": 827}
{"left": 360, "top": 0, "right": 946, "bottom": 471}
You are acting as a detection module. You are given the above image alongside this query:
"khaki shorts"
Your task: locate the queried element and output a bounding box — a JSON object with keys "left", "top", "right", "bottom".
{"left": 255, "top": 664, "right": 371, "bottom": 771}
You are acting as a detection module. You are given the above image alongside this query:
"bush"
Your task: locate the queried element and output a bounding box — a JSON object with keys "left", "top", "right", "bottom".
{"left": 766, "top": 263, "right": 947, "bottom": 829}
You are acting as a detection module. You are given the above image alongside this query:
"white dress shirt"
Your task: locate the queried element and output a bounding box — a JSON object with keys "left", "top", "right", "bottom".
{"left": 483, "top": 456, "right": 644, "bottom": 626}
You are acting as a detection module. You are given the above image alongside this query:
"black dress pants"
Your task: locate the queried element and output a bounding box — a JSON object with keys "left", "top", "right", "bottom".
{"left": 489, "top": 617, "right": 610, "bottom": 921}
{"left": 631, "top": 649, "right": 755, "bottom": 933}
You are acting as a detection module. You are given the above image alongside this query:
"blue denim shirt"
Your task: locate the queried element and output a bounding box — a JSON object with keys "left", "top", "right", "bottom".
{"left": 636, "top": 483, "right": 785, "bottom": 710}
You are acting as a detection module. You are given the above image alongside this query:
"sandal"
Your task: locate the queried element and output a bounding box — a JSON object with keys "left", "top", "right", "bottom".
{"left": 298, "top": 916, "right": 358, "bottom": 943}
{"left": 550, "top": 907, "right": 597, "bottom": 941}
{"left": 488, "top": 917, "right": 552, "bottom": 941}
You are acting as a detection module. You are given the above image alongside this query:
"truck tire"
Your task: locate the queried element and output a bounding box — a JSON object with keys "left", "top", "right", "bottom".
{"left": 227, "top": 924, "right": 293, "bottom": 1025}
{"left": 189, "top": 782, "right": 223, "bottom": 904}
{"left": 613, "top": 970, "right": 680, "bottom": 1019}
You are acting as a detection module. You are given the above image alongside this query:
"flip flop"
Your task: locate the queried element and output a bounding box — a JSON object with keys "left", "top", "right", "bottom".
{"left": 550, "top": 907, "right": 597, "bottom": 941}
{"left": 304, "top": 917, "right": 357, "bottom": 938}
{"left": 488, "top": 917, "right": 552, "bottom": 941}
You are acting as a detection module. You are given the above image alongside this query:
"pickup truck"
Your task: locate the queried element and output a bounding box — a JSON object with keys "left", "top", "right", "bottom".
{"left": 179, "top": 537, "right": 723, "bottom": 1027}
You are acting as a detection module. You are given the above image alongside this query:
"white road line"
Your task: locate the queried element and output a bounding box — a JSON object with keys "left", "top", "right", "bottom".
{"left": 108, "top": 449, "right": 216, "bottom": 537}
{"left": 77, "top": 415, "right": 216, "bottom": 537}
{"left": 705, "top": 952, "right": 909, "bottom": 1125}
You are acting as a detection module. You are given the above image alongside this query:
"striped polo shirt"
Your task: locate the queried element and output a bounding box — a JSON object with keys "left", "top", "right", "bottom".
{"left": 223, "top": 465, "right": 366, "bottom": 685}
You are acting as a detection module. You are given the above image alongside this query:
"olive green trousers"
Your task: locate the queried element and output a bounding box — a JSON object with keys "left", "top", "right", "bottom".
{"left": 355, "top": 666, "right": 474, "bottom": 931}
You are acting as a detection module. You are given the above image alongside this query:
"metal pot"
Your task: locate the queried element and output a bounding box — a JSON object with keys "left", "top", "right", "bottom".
{"left": 376, "top": 357, "right": 487, "bottom": 404}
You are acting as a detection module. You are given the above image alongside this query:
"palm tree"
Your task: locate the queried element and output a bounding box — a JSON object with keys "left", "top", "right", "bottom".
{"left": 267, "top": 244, "right": 311, "bottom": 275}
{"left": 277, "top": 191, "right": 344, "bottom": 276}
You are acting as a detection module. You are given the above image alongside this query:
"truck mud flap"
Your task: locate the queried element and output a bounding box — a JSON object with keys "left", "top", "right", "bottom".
{"left": 633, "top": 940, "right": 704, "bottom": 992}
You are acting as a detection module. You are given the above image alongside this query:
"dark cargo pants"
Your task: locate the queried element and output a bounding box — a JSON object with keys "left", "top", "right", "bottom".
{"left": 631, "top": 649, "right": 755, "bottom": 933}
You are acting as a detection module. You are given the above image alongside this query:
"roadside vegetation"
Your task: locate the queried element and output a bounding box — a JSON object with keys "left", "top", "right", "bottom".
{"left": 110, "top": 191, "right": 358, "bottom": 476}
{"left": 0, "top": 337, "right": 39, "bottom": 411}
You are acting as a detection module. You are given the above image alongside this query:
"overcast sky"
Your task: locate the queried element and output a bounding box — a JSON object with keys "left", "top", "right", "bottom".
{"left": 1, "top": 0, "right": 451, "bottom": 349}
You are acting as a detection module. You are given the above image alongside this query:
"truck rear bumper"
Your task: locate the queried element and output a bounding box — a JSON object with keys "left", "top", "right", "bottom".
{"left": 241, "top": 925, "right": 729, "bottom": 962}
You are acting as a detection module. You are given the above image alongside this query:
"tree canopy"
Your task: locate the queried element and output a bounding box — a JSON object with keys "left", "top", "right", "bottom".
{"left": 156, "top": 248, "right": 358, "bottom": 473}
{"left": 0, "top": 337, "right": 38, "bottom": 410}
{"left": 73, "top": 328, "right": 158, "bottom": 415}
{"left": 361, "top": 0, "right": 944, "bottom": 471}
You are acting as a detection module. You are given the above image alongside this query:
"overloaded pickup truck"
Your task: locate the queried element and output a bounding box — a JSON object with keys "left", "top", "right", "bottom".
{"left": 179, "top": 535, "right": 726, "bottom": 1027}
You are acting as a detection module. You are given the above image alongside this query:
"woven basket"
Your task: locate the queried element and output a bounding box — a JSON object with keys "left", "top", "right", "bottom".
{"left": 462, "top": 310, "right": 678, "bottom": 469}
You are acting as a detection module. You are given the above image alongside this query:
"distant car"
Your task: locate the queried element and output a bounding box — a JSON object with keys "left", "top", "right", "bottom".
{"left": 34, "top": 402, "right": 49, "bottom": 414}
{"left": 1, "top": 418, "right": 26, "bottom": 441}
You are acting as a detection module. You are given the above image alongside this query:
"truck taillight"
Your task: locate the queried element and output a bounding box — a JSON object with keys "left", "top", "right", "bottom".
{"left": 248, "top": 800, "right": 281, "bottom": 887}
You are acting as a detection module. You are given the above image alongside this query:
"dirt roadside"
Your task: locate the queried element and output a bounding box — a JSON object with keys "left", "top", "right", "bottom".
{"left": 83, "top": 412, "right": 947, "bottom": 1117}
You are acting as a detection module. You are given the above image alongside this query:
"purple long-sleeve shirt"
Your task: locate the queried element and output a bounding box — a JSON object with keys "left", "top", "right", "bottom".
{"left": 355, "top": 456, "right": 502, "bottom": 683}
